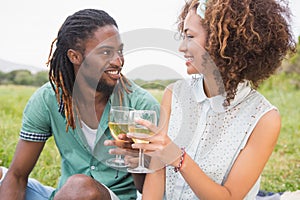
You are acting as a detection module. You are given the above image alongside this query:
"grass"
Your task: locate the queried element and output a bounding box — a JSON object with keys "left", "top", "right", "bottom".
{"left": 0, "top": 74, "right": 299, "bottom": 192}
{"left": 257, "top": 73, "right": 300, "bottom": 192}
{"left": 0, "top": 85, "right": 60, "bottom": 187}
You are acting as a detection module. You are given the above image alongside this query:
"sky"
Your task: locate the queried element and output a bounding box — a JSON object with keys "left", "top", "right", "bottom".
{"left": 0, "top": 0, "right": 299, "bottom": 78}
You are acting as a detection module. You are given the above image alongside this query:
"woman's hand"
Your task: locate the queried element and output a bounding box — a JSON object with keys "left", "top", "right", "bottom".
{"left": 126, "top": 118, "right": 181, "bottom": 167}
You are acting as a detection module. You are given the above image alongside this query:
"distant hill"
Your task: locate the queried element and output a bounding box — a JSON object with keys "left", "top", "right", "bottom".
{"left": 0, "top": 59, "right": 188, "bottom": 81}
{"left": 0, "top": 58, "right": 45, "bottom": 73}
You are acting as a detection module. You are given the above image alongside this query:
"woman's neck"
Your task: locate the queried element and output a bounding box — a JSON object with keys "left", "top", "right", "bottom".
{"left": 203, "top": 74, "right": 225, "bottom": 98}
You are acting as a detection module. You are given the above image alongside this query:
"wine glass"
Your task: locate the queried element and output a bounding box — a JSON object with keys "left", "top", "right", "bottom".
{"left": 106, "top": 106, "right": 133, "bottom": 168}
{"left": 127, "top": 110, "right": 157, "bottom": 173}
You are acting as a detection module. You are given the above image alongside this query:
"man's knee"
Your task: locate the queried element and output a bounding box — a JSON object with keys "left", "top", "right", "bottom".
{"left": 54, "top": 174, "right": 111, "bottom": 200}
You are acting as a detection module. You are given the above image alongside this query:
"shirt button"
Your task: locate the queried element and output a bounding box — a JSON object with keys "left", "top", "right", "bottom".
{"left": 91, "top": 166, "right": 96, "bottom": 170}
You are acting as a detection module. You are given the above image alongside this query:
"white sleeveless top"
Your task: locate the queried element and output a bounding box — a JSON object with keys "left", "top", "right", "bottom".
{"left": 165, "top": 77, "right": 275, "bottom": 200}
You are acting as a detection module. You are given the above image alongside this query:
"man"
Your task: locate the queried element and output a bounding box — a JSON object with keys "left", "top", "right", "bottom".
{"left": 0, "top": 9, "right": 159, "bottom": 200}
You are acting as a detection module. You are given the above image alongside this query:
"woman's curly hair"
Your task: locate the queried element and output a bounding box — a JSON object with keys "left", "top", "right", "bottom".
{"left": 178, "top": 0, "right": 296, "bottom": 105}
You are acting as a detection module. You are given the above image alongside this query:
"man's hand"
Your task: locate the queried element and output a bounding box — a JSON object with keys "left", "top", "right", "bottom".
{"left": 104, "top": 133, "right": 140, "bottom": 167}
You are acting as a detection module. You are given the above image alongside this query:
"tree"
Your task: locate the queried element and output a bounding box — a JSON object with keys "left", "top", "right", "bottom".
{"left": 13, "top": 70, "right": 34, "bottom": 85}
{"left": 33, "top": 71, "right": 48, "bottom": 86}
{"left": 0, "top": 71, "right": 6, "bottom": 84}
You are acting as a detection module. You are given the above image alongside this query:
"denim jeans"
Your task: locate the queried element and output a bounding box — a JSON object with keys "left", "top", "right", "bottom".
{"left": 0, "top": 167, "right": 54, "bottom": 200}
{"left": 25, "top": 177, "right": 54, "bottom": 200}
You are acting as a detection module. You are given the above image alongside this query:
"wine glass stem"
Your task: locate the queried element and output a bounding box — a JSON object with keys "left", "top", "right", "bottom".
{"left": 116, "top": 154, "right": 122, "bottom": 161}
{"left": 139, "top": 148, "right": 145, "bottom": 168}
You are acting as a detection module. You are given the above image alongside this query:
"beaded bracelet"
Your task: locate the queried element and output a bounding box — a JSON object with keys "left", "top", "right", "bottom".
{"left": 174, "top": 147, "right": 186, "bottom": 173}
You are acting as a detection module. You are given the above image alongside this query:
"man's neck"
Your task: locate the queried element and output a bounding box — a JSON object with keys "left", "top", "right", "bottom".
{"left": 76, "top": 91, "right": 111, "bottom": 129}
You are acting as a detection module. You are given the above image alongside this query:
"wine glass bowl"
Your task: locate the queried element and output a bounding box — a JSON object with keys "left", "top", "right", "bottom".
{"left": 129, "top": 126, "right": 153, "bottom": 144}
{"left": 127, "top": 110, "right": 157, "bottom": 173}
{"left": 106, "top": 106, "right": 133, "bottom": 168}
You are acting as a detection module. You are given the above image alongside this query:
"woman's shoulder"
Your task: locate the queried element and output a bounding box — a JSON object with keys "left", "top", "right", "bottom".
{"left": 246, "top": 90, "right": 276, "bottom": 110}
{"left": 170, "top": 77, "right": 202, "bottom": 91}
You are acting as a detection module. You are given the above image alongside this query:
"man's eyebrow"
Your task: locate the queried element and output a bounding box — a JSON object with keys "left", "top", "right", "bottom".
{"left": 96, "top": 43, "right": 124, "bottom": 50}
{"left": 96, "top": 45, "right": 114, "bottom": 50}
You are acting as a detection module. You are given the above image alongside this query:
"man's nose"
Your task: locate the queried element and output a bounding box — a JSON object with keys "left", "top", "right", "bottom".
{"left": 110, "top": 53, "right": 124, "bottom": 67}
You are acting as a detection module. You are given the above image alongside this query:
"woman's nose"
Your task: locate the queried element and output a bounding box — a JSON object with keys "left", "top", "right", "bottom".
{"left": 179, "top": 39, "right": 187, "bottom": 53}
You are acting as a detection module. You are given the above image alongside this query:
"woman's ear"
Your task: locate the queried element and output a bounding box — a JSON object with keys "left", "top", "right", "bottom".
{"left": 67, "top": 49, "right": 83, "bottom": 65}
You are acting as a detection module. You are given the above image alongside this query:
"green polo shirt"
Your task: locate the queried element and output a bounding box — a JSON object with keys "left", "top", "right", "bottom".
{"left": 20, "top": 80, "right": 160, "bottom": 200}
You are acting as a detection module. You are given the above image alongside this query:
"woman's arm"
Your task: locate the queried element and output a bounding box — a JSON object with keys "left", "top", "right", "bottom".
{"left": 172, "top": 109, "right": 281, "bottom": 199}
{"left": 132, "top": 104, "right": 281, "bottom": 199}
{"left": 142, "top": 168, "right": 165, "bottom": 200}
{"left": 141, "top": 85, "right": 174, "bottom": 200}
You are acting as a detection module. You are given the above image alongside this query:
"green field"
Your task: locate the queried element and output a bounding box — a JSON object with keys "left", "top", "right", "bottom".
{"left": 0, "top": 73, "right": 299, "bottom": 192}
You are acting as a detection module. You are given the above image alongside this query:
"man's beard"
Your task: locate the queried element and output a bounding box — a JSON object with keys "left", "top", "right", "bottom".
{"left": 96, "top": 77, "right": 115, "bottom": 96}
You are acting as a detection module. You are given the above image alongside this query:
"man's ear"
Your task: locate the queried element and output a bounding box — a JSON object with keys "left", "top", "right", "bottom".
{"left": 67, "top": 49, "right": 83, "bottom": 65}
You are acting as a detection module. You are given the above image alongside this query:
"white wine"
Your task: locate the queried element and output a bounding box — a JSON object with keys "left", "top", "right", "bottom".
{"left": 128, "top": 126, "right": 154, "bottom": 144}
{"left": 108, "top": 122, "right": 129, "bottom": 140}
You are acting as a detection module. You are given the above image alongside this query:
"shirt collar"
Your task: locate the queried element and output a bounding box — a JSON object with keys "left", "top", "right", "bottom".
{"left": 192, "top": 77, "right": 252, "bottom": 113}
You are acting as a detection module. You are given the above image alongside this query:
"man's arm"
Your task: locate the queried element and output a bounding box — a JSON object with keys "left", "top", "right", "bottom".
{"left": 0, "top": 139, "right": 45, "bottom": 199}
{"left": 132, "top": 174, "right": 145, "bottom": 193}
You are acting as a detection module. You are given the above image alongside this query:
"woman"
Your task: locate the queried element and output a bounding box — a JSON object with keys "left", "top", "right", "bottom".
{"left": 127, "top": 0, "right": 296, "bottom": 199}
